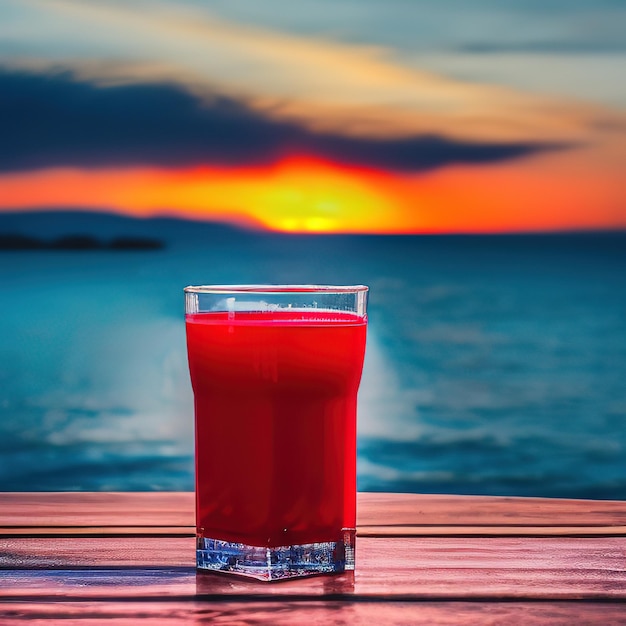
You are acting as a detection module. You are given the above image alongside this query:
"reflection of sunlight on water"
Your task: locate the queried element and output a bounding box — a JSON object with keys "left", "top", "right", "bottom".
{"left": 358, "top": 328, "right": 424, "bottom": 441}
{"left": 38, "top": 317, "right": 193, "bottom": 451}
{"left": 358, "top": 458, "right": 455, "bottom": 484}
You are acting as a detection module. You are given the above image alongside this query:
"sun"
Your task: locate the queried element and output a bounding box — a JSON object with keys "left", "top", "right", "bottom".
{"left": 175, "top": 156, "right": 401, "bottom": 233}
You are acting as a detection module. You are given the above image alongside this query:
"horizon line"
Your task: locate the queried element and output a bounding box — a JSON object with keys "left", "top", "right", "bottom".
{"left": 2, "top": 207, "right": 626, "bottom": 237}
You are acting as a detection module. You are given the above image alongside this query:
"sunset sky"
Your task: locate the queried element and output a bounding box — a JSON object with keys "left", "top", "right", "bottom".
{"left": 0, "top": 0, "right": 624, "bottom": 233}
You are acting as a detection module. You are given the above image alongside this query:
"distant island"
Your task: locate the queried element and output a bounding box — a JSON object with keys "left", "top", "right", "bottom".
{"left": 0, "top": 233, "right": 164, "bottom": 251}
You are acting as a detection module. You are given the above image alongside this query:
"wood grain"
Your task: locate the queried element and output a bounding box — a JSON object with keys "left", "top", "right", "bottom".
{"left": 2, "top": 492, "right": 626, "bottom": 536}
{"left": 357, "top": 493, "right": 626, "bottom": 528}
{"left": 2, "top": 491, "right": 626, "bottom": 621}
{"left": 0, "top": 492, "right": 194, "bottom": 529}
{"left": 3, "top": 601, "right": 626, "bottom": 625}
{"left": 2, "top": 536, "right": 625, "bottom": 600}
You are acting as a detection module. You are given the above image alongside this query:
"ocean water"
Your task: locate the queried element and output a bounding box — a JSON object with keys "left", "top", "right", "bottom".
{"left": 1, "top": 224, "right": 625, "bottom": 498}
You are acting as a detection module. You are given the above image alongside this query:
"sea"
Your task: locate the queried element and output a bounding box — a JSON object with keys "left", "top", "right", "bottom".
{"left": 1, "top": 212, "right": 625, "bottom": 498}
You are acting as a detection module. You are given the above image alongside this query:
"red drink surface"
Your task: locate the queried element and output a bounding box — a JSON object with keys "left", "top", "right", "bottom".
{"left": 186, "top": 310, "right": 367, "bottom": 547}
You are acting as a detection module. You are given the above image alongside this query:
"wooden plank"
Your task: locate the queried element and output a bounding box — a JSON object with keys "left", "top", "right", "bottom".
{"left": 358, "top": 525, "right": 626, "bottom": 537}
{"left": 3, "top": 601, "right": 626, "bottom": 625}
{"left": 2, "top": 493, "right": 626, "bottom": 535}
{"left": 0, "top": 492, "right": 193, "bottom": 528}
{"left": 357, "top": 493, "right": 626, "bottom": 528}
{"left": 0, "top": 527, "right": 192, "bottom": 538}
{"left": 2, "top": 536, "right": 626, "bottom": 600}
{"left": 4, "top": 525, "right": 626, "bottom": 539}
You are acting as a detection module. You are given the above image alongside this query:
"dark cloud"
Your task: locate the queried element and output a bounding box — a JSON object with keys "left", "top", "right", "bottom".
{"left": 0, "top": 68, "right": 561, "bottom": 173}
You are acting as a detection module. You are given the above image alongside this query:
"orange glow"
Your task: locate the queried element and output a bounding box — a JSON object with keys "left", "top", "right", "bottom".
{"left": 0, "top": 158, "right": 401, "bottom": 233}
{"left": 0, "top": 153, "right": 623, "bottom": 233}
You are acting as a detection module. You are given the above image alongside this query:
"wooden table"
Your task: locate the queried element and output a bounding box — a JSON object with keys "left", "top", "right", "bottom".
{"left": 2, "top": 493, "right": 626, "bottom": 623}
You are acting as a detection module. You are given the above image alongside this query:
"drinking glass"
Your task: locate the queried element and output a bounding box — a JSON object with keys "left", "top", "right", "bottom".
{"left": 185, "top": 285, "right": 368, "bottom": 580}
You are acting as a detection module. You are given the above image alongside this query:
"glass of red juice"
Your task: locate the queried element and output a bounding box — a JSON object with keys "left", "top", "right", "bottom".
{"left": 185, "top": 284, "right": 368, "bottom": 580}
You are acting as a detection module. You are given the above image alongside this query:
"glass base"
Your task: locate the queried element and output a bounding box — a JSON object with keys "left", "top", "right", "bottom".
{"left": 196, "top": 529, "right": 355, "bottom": 581}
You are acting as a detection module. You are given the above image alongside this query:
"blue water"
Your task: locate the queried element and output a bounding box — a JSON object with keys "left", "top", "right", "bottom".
{"left": 1, "top": 222, "right": 625, "bottom": 498}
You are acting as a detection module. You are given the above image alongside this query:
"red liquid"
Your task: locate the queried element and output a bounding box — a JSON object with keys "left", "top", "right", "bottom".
{"left": 186, "top": 310, "right": 367, "bottom": 547}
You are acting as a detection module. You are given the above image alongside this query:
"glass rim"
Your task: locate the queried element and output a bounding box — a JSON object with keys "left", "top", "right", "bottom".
{"left": 184, "top": 284, "right": 369, "bottom": 295}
